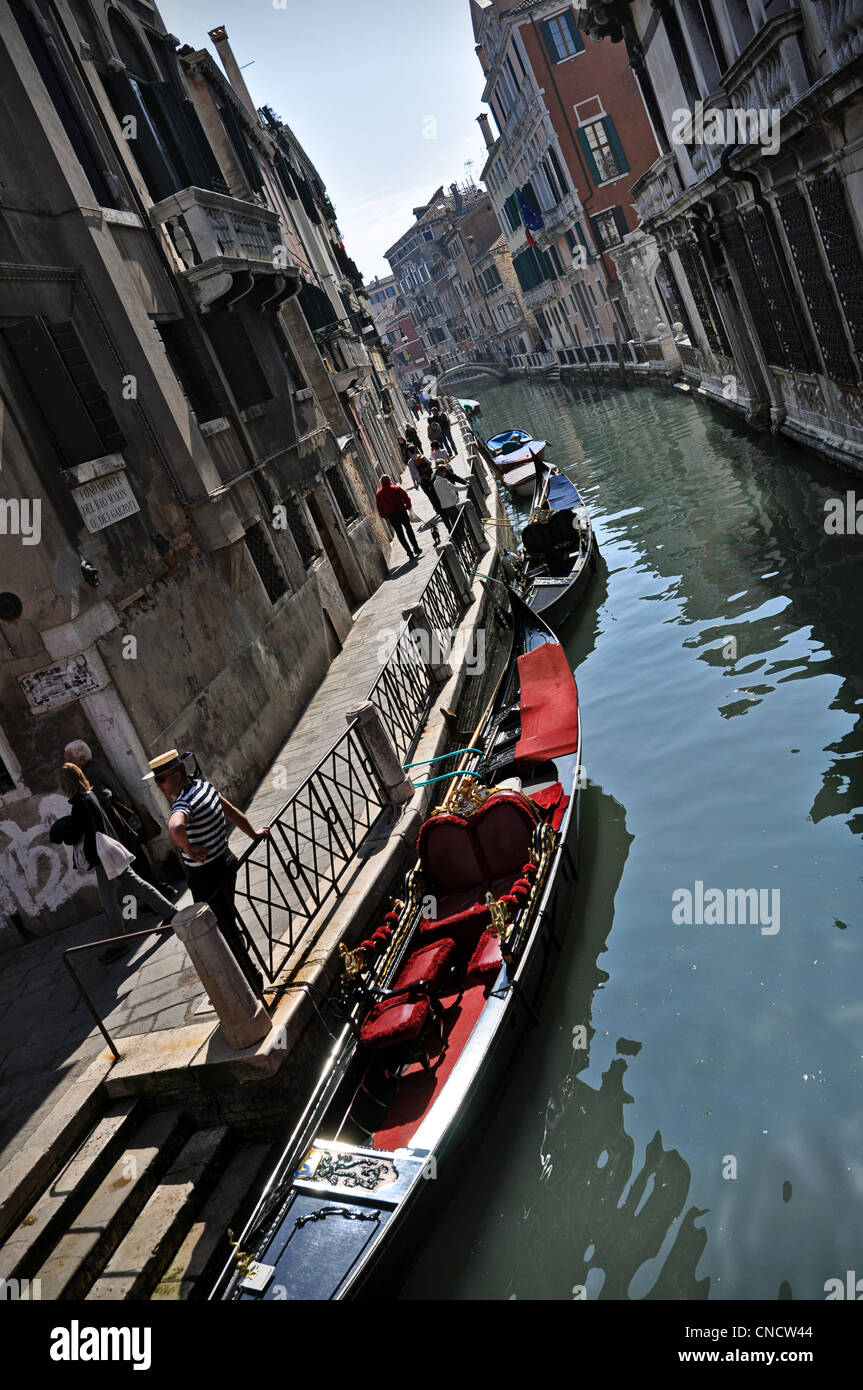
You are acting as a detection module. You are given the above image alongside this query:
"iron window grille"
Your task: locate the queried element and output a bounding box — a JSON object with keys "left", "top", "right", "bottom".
{"left": 285, "top": 498, "right": 320, "bottom": 568}
{"left": 244, "top": 522, "right": 288, "bottom": 603}
{"left": 327, "top": 466, "right": 359, "bottom": 523}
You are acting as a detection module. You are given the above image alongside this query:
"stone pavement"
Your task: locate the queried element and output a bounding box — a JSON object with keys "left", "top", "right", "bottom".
{"left": 0, "top": 408, "right": 469, "bottom": 1167}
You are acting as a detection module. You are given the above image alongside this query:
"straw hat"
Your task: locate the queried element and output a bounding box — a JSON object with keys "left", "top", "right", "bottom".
{"left": 142, "top": 749, "right": 184, "bottom": 782}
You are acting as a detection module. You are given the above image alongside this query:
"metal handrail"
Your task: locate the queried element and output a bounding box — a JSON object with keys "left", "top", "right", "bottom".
{"left": 63, "top": 922, "right": 176, "bottom": 1061}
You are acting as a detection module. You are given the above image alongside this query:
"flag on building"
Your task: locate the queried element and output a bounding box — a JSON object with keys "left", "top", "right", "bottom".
{"left": 516, "top": 187, "right": 544, "bottom": 248}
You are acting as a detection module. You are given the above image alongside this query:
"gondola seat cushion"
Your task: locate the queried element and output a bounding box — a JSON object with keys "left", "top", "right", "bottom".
{"left": 360, "top": 996, "right": 432, "bottom": 1050}
{"left": 466, "top": 930, "right": 504, "bottom": 985}
{"left": 418, "top": 901, "right": 491, "bottom": 954}
{"left": 472, "top": 794, "right": 539, "bottom": 880}
{"left": 393, "top": 937, "right": 455, "bottom": 993}
{"left": 417, "top": 814, "right": 486, "bottom": 892}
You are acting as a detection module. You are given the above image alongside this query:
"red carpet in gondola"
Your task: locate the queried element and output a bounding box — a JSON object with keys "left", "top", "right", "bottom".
{"left": 514, "top": 644, "right": 579, "bottom": 764}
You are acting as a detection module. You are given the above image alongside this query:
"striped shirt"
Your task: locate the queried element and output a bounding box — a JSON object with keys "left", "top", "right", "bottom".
{"left": 172, "top": 778, "right": 229, "bottom": 868}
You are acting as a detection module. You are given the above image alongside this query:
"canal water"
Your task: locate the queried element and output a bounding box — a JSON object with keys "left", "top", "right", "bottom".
{"left": 402, "top": 377, "right": 863, "bottom": 1301}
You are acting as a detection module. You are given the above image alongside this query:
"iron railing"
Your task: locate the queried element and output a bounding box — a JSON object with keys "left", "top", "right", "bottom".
{"left": 368, "top": 619, "right": 434, "bottom": 762}
{"left": 450, "top": 504, "right": 481, "bottom": 578}
{"left": 418, "top": 547, "right": 463, "bottom": 650}
{"left": 232, "top": 721, "right": 388, "bottom": 982}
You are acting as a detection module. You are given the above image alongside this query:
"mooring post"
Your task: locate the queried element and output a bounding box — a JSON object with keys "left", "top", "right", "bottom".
{"left": 172, "top": 904, "right": 271, "bottom": 1049}
{"left": 402, "top": 603, "right": 452, "bottom": 682}
{"left": 346, "top": 701, "right": 414, "bottom": 803}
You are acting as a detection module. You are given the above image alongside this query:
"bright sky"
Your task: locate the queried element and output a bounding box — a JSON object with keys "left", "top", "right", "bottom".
{"left": 159, "top": 0, "right": 490, "bottom": 279}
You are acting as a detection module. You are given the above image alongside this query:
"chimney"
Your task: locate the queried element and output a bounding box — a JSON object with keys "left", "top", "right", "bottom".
{"left": 477, "top": 113, "right": 494, "bottom": 150}
{"left": 450, "top": 182, "right": 463, "bottom": 215}
{"left": 208, "top": 26, "right": 258, "bottom": 122}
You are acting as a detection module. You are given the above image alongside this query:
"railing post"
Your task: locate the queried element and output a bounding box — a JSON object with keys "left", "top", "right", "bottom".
{"left": 436, "top": 539, "right": 473, "bottom": 606}
{"left": 463, "top": 497, "right": 488, "bottom": 554}
{"left": 346, "top": 702, "right": 414, "bottom": 804}
{"left": 172, "top": 904, "right": 271, "bottom": 1050}
{"left": 402, "top": 604, "right": 452, "bottom": 682}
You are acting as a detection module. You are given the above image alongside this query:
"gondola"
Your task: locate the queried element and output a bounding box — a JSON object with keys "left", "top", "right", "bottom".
{"left": 517, "top": 457, "right": 598, "bottom": 628}
{"left": 213, "top": 591, "right": 582, "bottom": 1302}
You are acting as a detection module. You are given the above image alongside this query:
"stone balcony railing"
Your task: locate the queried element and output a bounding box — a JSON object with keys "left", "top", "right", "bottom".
{"left": 150, "top": 186, "right": 300, "bottom": 310}
{"left": 631, "top": 152, "right": 685, "bottom": 226}
{"left": 815, "top": 0, "right": 863, "bottom": 66}
{"left": 537, "top": 190, "right": 580, "bottom": 237}
{"left": 523, "top": 279, "right": 559, "bottom": 308}
{"left": 722, "top": 10, "right": 809, "bottom": 119}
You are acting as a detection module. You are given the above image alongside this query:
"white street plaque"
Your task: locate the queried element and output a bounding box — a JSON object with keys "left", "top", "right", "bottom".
{"left": 20, "top": 653, "right": 102, "bottom": 714}
{"left": 72, "top": 472, "right": 140, "bottom": 533}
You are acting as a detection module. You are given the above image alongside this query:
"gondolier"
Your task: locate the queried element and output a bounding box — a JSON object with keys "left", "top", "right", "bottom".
{"left": 144, "top": 750, "right": 269, "bottom": 994}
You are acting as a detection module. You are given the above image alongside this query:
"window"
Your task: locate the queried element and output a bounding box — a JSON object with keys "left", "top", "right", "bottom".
{"left": 245, "top": 522, "right": 288, "bottom": 603}
{"left": 0, "top": 318, "right": 125, "bottom": 468}
{"left": 578, "top": 117, "right": 629, "bottom": 184}
{"left": 327, "top": 466, "right": 359, "bottom": 523}
{"left": 590, "top": 207, "right": 629, "bottom": 250}
{"left": 204, "top": 312, "right": 272, "bottom": 412}
{"left": 540, "top": 9, "right": 584, "bottom": 63}
{"left": 0, "top": 753, "right": 15, "bottom": 797}
{"left": 284, "top": 498, "right": 319, "bottom": 567}
{"left": 157, "top": 317, "right": 231, "bottom": 422}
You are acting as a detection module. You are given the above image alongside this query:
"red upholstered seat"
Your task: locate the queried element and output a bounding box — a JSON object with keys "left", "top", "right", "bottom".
{"left": 472, "top": 793, "right": 538, "bottom": 881}
{"left": 360, "top": 996, "right": 431, "bottom": 1050}
{"left": 418, "top": 902, "right": 491, "bottom": 954}
{"left": 417, "top": 814, "right": 486, "bottom": 892}
{"left": 466, "top": 929, "right": 504, "bottom": 986}
{"left": 393, "top": 938, "right": 455, "bottom": 993}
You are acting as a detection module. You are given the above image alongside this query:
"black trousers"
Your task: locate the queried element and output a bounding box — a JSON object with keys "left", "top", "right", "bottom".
{"left": 390, "top": 510, "right": 419, "bottom": 557}
{"left": 186, "top": 851, "right": 263, "bottom": 994}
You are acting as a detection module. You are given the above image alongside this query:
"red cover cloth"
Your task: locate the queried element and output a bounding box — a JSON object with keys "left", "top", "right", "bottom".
{"left": 466, "top": 929, "right": 504, "bottom": 985}
{"left": 393, "top": 938, "right": 455, "bottom": 993}
{"left": 376, "top": 482, "right": 412, "bottom": 518}
{"left": 360, "top": 997, "right": 430, "bottom": 1050}
{"left": 514, "top": 644, "right": 579, "bottom": 764}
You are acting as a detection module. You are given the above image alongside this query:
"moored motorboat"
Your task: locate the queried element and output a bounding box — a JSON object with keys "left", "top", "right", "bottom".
{"left": 486, "top": 429, "right": 547, "bottom": 465}
{"left": 213, "top": 592, "right": 583, "bottom": 1302}
{"left": 518, "top": 458, "right": 597, "bottom": 628}
{"left": 486, "top": 427, "right": 530, "bottom": 455}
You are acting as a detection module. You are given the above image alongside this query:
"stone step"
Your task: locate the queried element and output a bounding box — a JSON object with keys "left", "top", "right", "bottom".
{"left": 35, "top": 1109, "right": 193, "bottom": 1300}
{"left": 86, "top": 1126, "right": 233, "bottom": 1300}
{"left": 0, "top": 1062, "right": 108, "bottom": 1245}
{"left": 151, "top": 1143, "right": 273, "bottom": 1300}
{"left": 0, "top": 1098, "right": 140, "bottom": 1282}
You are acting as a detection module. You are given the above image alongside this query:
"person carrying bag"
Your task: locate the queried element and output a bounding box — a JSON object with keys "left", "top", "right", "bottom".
{"left": 54, "top": 763, "right": 176, "bottom": 963}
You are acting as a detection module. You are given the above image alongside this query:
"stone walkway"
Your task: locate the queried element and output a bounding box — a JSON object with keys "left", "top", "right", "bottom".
{"left": 0, "top": 411, "right": 466, "bottom": 1166}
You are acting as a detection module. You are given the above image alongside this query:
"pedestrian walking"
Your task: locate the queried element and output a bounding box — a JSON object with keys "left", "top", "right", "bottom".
{"left": 418, "top": 389, "right": 430, "bottom": 413}
{"left": 375, "top": 475, "right": 421, "bottom": 561}
{"left": 53, "top": 763, "right": 176, "bottom": 964}
{"left": 63, "top": 739, "right": 165, "bottom": 893}
{"left": 435, "top": 408, "right": 458, "bottom": 457}
{"left": 427, "top": 416, "right": 443, "bottom": 450}
{"left": 144, "top": 750, "right": 269, "bottom": 994}
{"left": 433, "top": 462, "right": 464, "bottom": 531}
{"left": 411, "top": 453, "right": 443, "bottom": 516}
{"left": 404, "top": 424, "right": 421, "bottom": 454}
{"left": 397, "top": 435, "right": 413, "bottom": 466}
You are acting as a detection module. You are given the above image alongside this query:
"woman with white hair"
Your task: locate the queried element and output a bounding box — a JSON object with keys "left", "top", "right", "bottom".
{"left": 56, "top": 763, "right": 175, "bottom": 963}
{"left": 64, "top": 739, "right": 163, "bottom": 890}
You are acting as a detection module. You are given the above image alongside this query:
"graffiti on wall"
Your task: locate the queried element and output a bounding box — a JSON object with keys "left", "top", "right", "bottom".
{"left": 0, "top": 794, "right": 91, "bottom": 926}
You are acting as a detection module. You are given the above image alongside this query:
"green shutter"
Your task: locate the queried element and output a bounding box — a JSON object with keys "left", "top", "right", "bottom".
{"left": 47, "top": 322, "right": 125, "bottom": 455}
{"left": 576, "top": 127, "right": 600, "bottom": 185}
{"left": 204, "top": 313, "right": 273, "bottom": 412}
{"left": 539, "top": 18, "right": 559, "bottom": 62}
{"left": 603, "top": 116, "right": 629, "bottom": 176}
{"left": 102, "top": 70, "right": 181, "bottom": 202}
{"left": 564, "top": 10, "right": 585, "bottom": 55}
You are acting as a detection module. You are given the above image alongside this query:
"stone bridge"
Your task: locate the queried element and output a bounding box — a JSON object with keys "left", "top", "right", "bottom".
{"left": 436, "top": 361, "right": 508, "bottom": 387}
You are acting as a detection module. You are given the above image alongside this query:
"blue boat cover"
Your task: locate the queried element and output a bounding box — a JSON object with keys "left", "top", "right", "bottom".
{"left": 545, "top": 470, "right": 582, "bottom": 510}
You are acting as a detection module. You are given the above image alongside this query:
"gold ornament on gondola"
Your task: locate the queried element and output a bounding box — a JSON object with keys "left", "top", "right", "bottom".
{"left": 339, "top": 942, "right": 367, "bottom": 977}
{"left": 485, "top": 892, "right": 511, "bottom": 940}
{"left": 228, "top": 1229, "right": 255, "bottom": 1279}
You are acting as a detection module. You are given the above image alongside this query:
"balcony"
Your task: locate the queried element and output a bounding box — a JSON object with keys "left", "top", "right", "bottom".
{"left": 150, "top": 186, "right": 301, "bottom": 311}
{"left": 722, "top": 10, "right": 809, "bottom": 118}
{"left": 817, "top": 0, "right": 863, "bottom": 66}
{"left": 523, "top": 280, "right": 559, "bottom": 308}
{"left": 631, "top": 153, "right": 685, "bottom": 227}
{"left": 536, "top": 190, "right": 581, "bottom": 239}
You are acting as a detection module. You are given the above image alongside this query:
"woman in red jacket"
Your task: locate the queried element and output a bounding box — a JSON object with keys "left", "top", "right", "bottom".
{"left": 375, "top": 475, "right": 421, "bottom": 562}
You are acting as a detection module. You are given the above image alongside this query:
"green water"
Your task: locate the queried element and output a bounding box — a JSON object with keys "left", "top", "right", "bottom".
{"left": 402, "top": 377, "right": 863, "bottom": 1301}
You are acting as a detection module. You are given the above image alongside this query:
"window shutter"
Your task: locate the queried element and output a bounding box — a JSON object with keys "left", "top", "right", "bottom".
{"left": 612, "top": 205, "right": 630, "bottom": 239}
{"left": 0, "top": 318, "right": 117, "bottom": 468}
{"left": 47, "top": 321, "right": 125, "bottom": 455}
{"left": 102, "top": 69, "right": 180, "bottom": 202}
{"left": 204, "top": 313, "right": 272, "bottom": 411}
{"left": 144, "top": 82, "right": 229, "bottom": 195}
{"left": 564, "top": 9, "right": 585, "bottom": 54}
{"left": 576, "top": 127, "right": 600, "bottom": 185}
{"left": 602, "top": 116, "right": 629, "bottom": 176}
{"left": 218, "top": 101, "right": 264, "bottom": 193}
{"left": 158, "top": 318, "right": 231, "bottom": 422}
{"left": 539, "top": 18, "right": 559, "bottom": 62}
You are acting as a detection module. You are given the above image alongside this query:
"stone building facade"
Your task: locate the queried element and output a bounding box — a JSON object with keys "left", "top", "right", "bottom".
{"left": 470, "top": 0, "right": 662, "bottom": 361}
{"left": 581, "top": 0, "right": 863, "bottom": 471}
{"left": 0, "top": 1, "right": 401, "bottom": 944}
